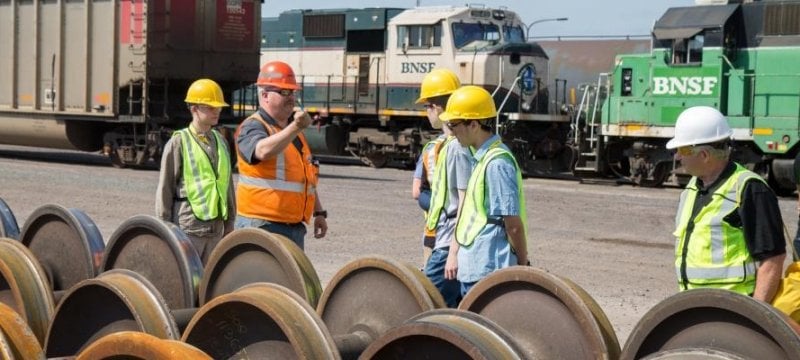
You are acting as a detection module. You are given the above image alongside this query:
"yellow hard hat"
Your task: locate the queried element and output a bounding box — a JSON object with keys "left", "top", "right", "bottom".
{"left": 416, "top": 68, "right": 461, "bottom": 104}
{"left": 185, "top": 79, "right": 229, "bottom": 108}
{"left": 439, "top": 85, "right": 497, "bottom": 121}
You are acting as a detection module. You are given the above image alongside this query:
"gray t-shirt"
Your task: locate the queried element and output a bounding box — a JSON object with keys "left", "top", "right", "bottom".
{"left": 433, "top": 137, "right": 472, "bottom": 249}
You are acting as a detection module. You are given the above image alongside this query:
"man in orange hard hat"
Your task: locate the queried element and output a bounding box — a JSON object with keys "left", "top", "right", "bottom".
{"left": 157, "top": 79, "right": 235, "bottom": 263}
{"left": 234, "top": 61, "right": 327, "bottom": 249}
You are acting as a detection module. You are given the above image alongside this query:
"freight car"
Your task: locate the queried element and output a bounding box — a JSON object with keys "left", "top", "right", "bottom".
{"left": 573, "top": 0, "right": 800, "bottom": 194}
{"left": 259, "top": 5, "right": 571, "bottom": 173}
{"left": 0, "top": 0, "right": 261, "bottom": 167}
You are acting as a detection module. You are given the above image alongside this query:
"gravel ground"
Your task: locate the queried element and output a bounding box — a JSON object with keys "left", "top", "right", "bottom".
{"left": 1, "top": 144, "right": 797, "bottom": 347}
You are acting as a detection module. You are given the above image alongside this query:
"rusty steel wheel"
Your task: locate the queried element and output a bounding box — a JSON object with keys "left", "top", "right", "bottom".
{"left": 0, "top": 199, "right": 19, "bottom": 240}
{"left": 0, "top": 239, "right": 54, "bottom": 344}
{"left": 317, "top": 255, "right": 437, "bottom": 360}
{"left": 45, "top": 269, "right": 179, "bottom": 358}
{"left": 183, "top": 282, "right": 340, "bottom": 360}
{"left": 198, "top": 228, "right": 322, "bottom": 307}
{"left": 361, "top": 308, "right": 525, "bottom": 359}
{"left": 621, "top": 288, "right": 800, "bottom": 360}
{"left": 20, "top": 204, "right": 104, "bottom": 293}
{"left": 0, "top": 302, "right": 44, "bottom": 359}
{"left": 76, "top": 331, "right": 210, "bottom": 360}
{"left": 102, "top": 215, "right": 203, "bottom": 309}
{"left": 458, "top": 266, "right": 620, "bottom": 359}
{"left": 402, "top": 263, "right": 447, "bottom": 309}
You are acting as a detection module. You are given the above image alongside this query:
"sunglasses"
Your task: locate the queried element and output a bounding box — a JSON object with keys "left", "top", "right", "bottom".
{"left": 446, "top": 121, "right": 467, "bottom": 130}
{"left": 195, "top": 105, "right": 221, "bottom": 113}
{"left": 265, "top": 88, "right": 297, "bottom": 97}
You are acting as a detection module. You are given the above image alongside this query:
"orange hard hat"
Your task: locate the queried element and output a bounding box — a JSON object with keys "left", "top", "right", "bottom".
{"left": 256, "top": 61, "right": 301, "bottom": 90}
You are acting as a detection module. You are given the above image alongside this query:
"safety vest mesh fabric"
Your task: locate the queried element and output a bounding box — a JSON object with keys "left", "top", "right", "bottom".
{"left": 236, "top": 114, "right": 318, "bottom": 223}
{"left": 176, "top": 128, "right": 231, "bottom": 221}
{"left": 425, "top": 136, "right": 456, "bottom": 232}
{"left": 422, "top": 137, "right": 447, "bottom": 184}
{"left": 673, "top": 164, "right": 762, "bottom": 295}
{"left": 455, "top": 141, "right": 527, "bottom": 249}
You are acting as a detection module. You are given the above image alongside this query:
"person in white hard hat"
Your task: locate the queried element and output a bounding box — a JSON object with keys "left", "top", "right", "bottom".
{"left": 667, "top": 106, "right": 785, "bottom": 302}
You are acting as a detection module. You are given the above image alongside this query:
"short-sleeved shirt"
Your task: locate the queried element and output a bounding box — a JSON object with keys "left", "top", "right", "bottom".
{"left": 457, "top": 134, "right": 522, "bottom": 283}
{"left": 432, "top": 137, "right": 472, "bottom": 249}
{"left": 236, "top": 108, "right": 303, "bottom": 165}
{"left": 689, "top": 161, "right": 785, "bottom": 261}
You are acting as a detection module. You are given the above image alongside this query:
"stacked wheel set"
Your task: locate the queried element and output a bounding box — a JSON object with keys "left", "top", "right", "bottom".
{"left": 0, "top": 198, "right": 798, "bottom": 359}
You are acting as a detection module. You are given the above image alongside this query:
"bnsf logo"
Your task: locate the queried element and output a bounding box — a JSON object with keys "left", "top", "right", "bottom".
{"left": 401, "top": 62, "right": 436, "bottom": 74}
{"left": 653, "top": 76, "right": 718, "bottom": 95}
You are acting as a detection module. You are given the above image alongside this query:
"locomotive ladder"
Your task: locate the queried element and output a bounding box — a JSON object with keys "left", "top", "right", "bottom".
{"left": 572, "top": 73, "right": 609, "bottom": 174}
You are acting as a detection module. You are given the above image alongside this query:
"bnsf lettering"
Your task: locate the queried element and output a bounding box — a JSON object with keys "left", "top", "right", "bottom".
{"left": 652, "top": 76, "right": 718, "bottom": 95}
{"left": 401, "top": 62, "right": 437, "bottom": 74}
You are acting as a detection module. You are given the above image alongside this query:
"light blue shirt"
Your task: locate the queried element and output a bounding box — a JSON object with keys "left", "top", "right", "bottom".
{"left": 432, "top": 137, "right": 472, "bottom": 249}
{"left": 457, "top": 134, "right": 522, "bottom": 283}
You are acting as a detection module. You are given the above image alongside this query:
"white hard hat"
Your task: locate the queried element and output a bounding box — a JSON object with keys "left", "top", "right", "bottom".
{"left": 665, "top": 106, "right": 732, "bottom": 149}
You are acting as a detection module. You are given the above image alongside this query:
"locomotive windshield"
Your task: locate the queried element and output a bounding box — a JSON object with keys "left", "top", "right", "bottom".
{"left": 452, "top": 22, "right": 501, "bottom": 48}
{"left": 504, "top": 25, "right": 525, "bottom": 43}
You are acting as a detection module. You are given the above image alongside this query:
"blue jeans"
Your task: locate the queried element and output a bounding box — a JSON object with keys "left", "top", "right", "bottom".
{"left": 424, "top": 247, "right": 461, "bottom": 308}
{"left": 794, "top": 217, "right": 800, "bottom": 260}
{"left": 461, "top": 281, "right": 478, "bottom": 298}
{"left": 235, "top": 215, "right": 307, "bottom": 250}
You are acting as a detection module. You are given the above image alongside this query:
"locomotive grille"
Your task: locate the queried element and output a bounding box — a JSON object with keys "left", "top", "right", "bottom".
{"left": 764, "top": 3, "right": 800, "bottom": 36}
{"left": 303, "top": 14, "right": 346, "bottom": 38}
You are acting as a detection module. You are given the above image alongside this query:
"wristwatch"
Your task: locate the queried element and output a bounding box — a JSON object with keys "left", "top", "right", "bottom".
{"left": 314, "top": 210, "right": 328, "bottom": 219}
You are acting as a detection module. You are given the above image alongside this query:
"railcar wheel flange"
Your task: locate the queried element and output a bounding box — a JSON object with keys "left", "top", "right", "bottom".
{"left": 44, "top": 269, "right": 178, "bottom": 358}
{"left": 621, "top": 288, "right": 800, "bottom": 360}
{"left": 102, "top": 215, "right": 203, "bottom": 309}
{"left": 361, "top": 309, "right": 525, "bottom": 359}
{"left": 458, "top": 266, "right": 620, "bottom": 359}
{"left": 0, "top": 238, "right": 55, "bottom": 344}
{"left": 76, "top": 331, "right": 211, "bottom": 360}
{"left": 198, "top": 228, "right": 322, "bottom": 307}
{"left": 20, "top": 204, "right": 104, "bottom": 292}
{"left": 183, "top": 282, "right": 340, "bottom": 359}
{"left": 0, "top": 302, "right": 44, "bottom": 359}
{"left": 0, "top": 199, "right": 19, "bottom": 240}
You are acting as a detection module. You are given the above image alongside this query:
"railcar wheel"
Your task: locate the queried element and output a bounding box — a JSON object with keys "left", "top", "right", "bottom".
{"left": 102, "top": 215, "right": 203, "bottom": 309}
{"left": 0, "top": 302, "right": 44, "bottom": 359}
{"left": 402, "top": 263, "right": 447, "bottom": 309}
{"left": 77, "top": 331, "right": 211, "bottom": 360}
{"left": 45, "top": 269, "right": 179, "bottom": 358}
{"left": 198, "top": 228, "right": 322, "bottom": 307}
{"left": 621, "top": 288, "right": 800, "bottom": 360}
{"left": 0, "top": 199, "right": 19, "bottom": 240}
{"left": 183, "top": 283, "right": 339, "bottom": 359}
{"left": 317, "top": 255, "right": 439, "bottom": 359}
{"left": 458, "top": 266, "right": 620, "bottom": 359}
{"left": 20, "top": 204, "right": 104, "bottom": 293}
{"left": 0, "top": 239, "right": 55, "bottom": 344}
{"left": 361, "top": 309, "right": 525, "bottom": 359}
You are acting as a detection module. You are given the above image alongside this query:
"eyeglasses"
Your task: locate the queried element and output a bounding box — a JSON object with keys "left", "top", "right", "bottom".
{"left": 195, "top": 105, "right": 221, "bottom": 113}
{"left": 424, "top": 102, "right": 446, "bottom": 110}
{"left": 446, "top": 121, "right": 467, "bottom": 130}
{"left": 264, "top": 88, "right": 297, "bottom": 97}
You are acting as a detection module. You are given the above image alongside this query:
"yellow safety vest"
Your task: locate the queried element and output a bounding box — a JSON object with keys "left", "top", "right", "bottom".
{"left": 674, "top": 164, "right": 762, "bottom": 295}
{"left": 176, "top": 128, "right": 231, "bottom": 221}
{"left": 456, "top": 140, "right": 527, "bottom": 249}
{"left": 425, "top": 136, "right": 456, "bottom": 232}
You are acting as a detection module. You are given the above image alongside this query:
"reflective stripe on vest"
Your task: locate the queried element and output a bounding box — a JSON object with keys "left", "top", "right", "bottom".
{"left": 456, "top": 141, "right": 527, "bottom": 249}
{"left": 176, "top": 128, "right": 231, "bottom": 221}
{"left": 236, "top": 113, "right": 318, "bottom": 223}
{"left": 673, "top": 164, "right": 762, "bottom": 295}
{"left": 425, "top": 136, "right": 456, "bottom": 232}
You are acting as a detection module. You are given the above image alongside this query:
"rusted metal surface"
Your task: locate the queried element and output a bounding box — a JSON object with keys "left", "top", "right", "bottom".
{"left": 199, "top": 228, "right": 322, "bottom": 307}
{"left": 362, "top": 309, "right": 525, "bottom": 359}
{"left": 402, "top": 263, "right": 447, "bottom": 309}
{"left": 20, "top": 204, "right": 104, "bottom": 292}
{"left": 0, "top": 199, "right": 19, "bottom": 240}
{"left": 317, "top": 256, "right": 437, "bottom": 360}
{"left": 459, "top": 266, "right": 620, "bottom": 359}
{"left": 183, "top": 282, "right": 340, "bottom": 360}
{"left": 0, "top": 239, "right": 54, "bottom": 345}
{"left": 536, "top": 39, "right": 651, "bottom": 99}
{"left": 44, "top": 269, "right": 178, "bottom": 358}
{"left": 102, "top": 215, "right": 203, "bottom": 309}
{"left": 622, "top": 288, "right": 800, "bottom": 360}
{"left": 0, "top": 302, "right": 44, "bottom": 359}
{"left": 76, "top": 331, "right": 211, "bottom": 360}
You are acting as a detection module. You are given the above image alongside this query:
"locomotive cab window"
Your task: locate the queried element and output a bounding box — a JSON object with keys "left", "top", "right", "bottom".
{"left": 452, "top": 22, "right": 500, "bottom": 49}
{"left": 670, "top": 34, "right": 704, "bottom": 65}
{"left": 397, "top": 24, "right": 442, "bottom": 49}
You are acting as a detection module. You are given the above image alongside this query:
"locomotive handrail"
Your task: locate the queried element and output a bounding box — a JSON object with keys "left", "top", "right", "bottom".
{"left": 495, "top": 75, "right": 524, "bottom": 135}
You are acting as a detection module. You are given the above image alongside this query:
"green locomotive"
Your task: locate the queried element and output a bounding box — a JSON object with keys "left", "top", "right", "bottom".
{"left": 575, "top": 0, "right": 800, "bottom": 194}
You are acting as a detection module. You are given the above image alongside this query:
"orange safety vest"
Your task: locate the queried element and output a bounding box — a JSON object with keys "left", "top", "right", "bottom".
{"left": 236, "top": 113, "right": 319, "bottom": 224}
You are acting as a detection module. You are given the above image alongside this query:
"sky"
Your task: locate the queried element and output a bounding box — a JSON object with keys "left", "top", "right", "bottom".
{"left": 262, "top": 0, "right": 696, "bottom": 38}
